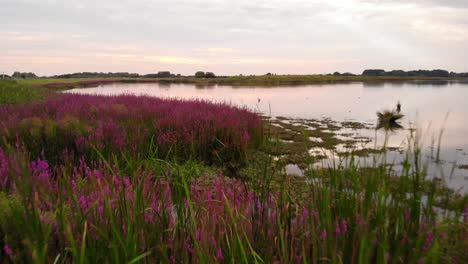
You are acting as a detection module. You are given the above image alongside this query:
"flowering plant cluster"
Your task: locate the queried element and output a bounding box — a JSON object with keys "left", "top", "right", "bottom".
{"left": 0, "top": 94, "right": 262, "bottom": 166}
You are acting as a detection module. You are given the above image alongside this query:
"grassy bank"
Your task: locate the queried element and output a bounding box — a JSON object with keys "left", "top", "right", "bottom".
{"left": 11, "top": 74, "right": 459, "bottom": 91}
{"left": 169, "top": 75, "right": 455, "bottom": 86}
{"left": 0, "top": 80, "right": 49, "bottom": 105}
{"left": 0, "top": 78, "right": 466, "bottom": 263}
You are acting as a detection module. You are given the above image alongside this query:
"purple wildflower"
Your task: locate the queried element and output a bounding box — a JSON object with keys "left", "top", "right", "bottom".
{"left": 184, "top": 238, "right": 194, "bottom": 254}
{"left": 341, "top": 219, "right": 348, "bottom": 233}
{"left": 422, "top": 231, "right": 434, "bottom": 252}
{"left": 321, "top": 230, "right": 327, "bottom": 240}
{"left": 216, "top": 248, "right": 224, "bottom": 261}
{"left": 30, "top": 159, "right": 50, "bottom": 181}
{"left": 79, "top": 195, "right": 88, "bottom": 209}
{"left": 3, "top": 244, "right": 12, "bottom": 256}
{"left": 335, "top": 223, "right": 342, "bottom": 236}
{"left": 401, "top": 235, "right": 407, "bottom": 246}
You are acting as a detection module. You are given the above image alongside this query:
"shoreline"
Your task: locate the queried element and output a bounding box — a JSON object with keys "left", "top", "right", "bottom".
{"left": 14, "top": 75, "right": 466, "bottom": 90}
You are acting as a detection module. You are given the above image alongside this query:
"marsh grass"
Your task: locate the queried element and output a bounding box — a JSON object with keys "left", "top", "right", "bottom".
{"left": 0, "top": 80, "right": 49, "bottom": 105}
{"left": 16, "top": 78, "right": 120, "bottom": 90}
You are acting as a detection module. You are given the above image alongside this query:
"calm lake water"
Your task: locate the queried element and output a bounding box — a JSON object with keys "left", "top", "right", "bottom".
{"left": 66, "top": 81, "right": 468, "bottom": 192}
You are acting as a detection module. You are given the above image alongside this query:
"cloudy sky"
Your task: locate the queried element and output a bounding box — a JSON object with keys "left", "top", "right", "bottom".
{"left": 1, "top": 0, "right": 467, "bottom": 76}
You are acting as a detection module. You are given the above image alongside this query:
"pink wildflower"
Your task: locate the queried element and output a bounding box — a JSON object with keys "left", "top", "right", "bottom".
{"left": 216, "top": 248, "right": 224, "bottom": 261}
{"left": 3, "top": 244, "right": 12, "bottom": 256}
{"left": 335, "top": 223, "right": 342, "bottom": 235}
{"left": 321, "top": 230, "right": 327, "bottom": 240}
{"left": 341, "top": 219, "right": 348, "bottom": 233}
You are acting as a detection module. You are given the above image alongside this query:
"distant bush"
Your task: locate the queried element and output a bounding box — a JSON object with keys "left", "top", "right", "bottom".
{"left": 362, "top": 69, "right": 386, "bottom": 76}
{"left": 195, "top": 71, "right": 205, "bottom": 78}
{"left": 143, "top": 71, "right": 177, "bottom": 78}
{"left": 205, "top": 72, "right": 216, "bottom": 78}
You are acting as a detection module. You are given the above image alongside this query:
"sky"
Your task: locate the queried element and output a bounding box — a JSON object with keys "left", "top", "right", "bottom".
{"left": 1, "top": 0, "right": 467, "bottom": 76}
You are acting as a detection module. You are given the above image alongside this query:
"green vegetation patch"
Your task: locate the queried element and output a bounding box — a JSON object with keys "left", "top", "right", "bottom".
{"left": 261, "top": 117, "right": 379, "bottom": 169}
{"left": 0, "top": 80, "right": 49, "bottom": 105}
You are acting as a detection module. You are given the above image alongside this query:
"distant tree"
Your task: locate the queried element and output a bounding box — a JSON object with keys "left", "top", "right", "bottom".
{"left": 361, "top": 69, "right": 453, "bottom": 78}
{"left": 341, "top": 72, "right": 356, "bottom": 76}
{"left": 12, "top": 72, "right": 38, "bottom": 79}
{"left": 156, "top": 71, "right": 172, "bottom": 78}
{"left": 195, "top": 71, "right": 205, "bottom": 78}
{"left": 387, "top": 70, "right": 407, "bottom": 76}
{"left": 205, "top": 72, "right": 216, "bottom": 78}
{"left": 362, "top": 69, "right": 386, "bottom": 76}
{"left": 449, "top": 71, "right": 468, "bottom": 78}
{"left": 333, "top": 72, "right": 341, "bottom": 76}
{"left": 430, "top": 69, "right": 450, "bottom": 78}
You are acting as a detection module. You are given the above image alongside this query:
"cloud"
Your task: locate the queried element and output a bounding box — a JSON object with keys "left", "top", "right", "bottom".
{"left": 0, "top": 0, "right": 466, "bottom": 75}
{"left": 146, "top": 56, "right": 205, "bottom": 65}
{"left": 361, "top": 0, "right": 468, "bottom": 8}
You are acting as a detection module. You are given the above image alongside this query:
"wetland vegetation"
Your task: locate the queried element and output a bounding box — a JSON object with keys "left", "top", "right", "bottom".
{"left": 0, "top": 78, "right": 466, "bottom": 263}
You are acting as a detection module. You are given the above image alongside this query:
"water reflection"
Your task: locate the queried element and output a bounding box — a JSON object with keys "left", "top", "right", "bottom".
{"left": 158, "top": 82, "right": 171, "bottom": 90}
{"left": 363, "top": 80, "right": 457, "bottom": 89}
{"left": 195, "top": 83, "right": 216, "bottom": 89}
{"left": 362, "top": 82, "right": 386, "bottom": 88}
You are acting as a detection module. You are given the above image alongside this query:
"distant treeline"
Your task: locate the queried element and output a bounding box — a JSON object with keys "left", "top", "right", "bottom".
{"left": 10, "top": 72, "right": 38, "bottom": 79}
{"left": 49, "top": 71, "right": 218, "bottom": 78}
{"left": 0, "top": 74, "right": 12, "bottom": 79}
{"left": 50, "top": 71, "right": 188, "bottom": 78}
{"left": 51, "top": 72, "right": 140, "bottom": 78}
{"left": 361, "top": 69, "right": 468, "bottom": 78}
{"left": 5, "top": 69, "right": 468, "bottom": 79}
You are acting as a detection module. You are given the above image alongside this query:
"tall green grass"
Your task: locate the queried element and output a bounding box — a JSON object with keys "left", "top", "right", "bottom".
{"left": 0, "top": 80, "right": 48, "bottom": 105}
